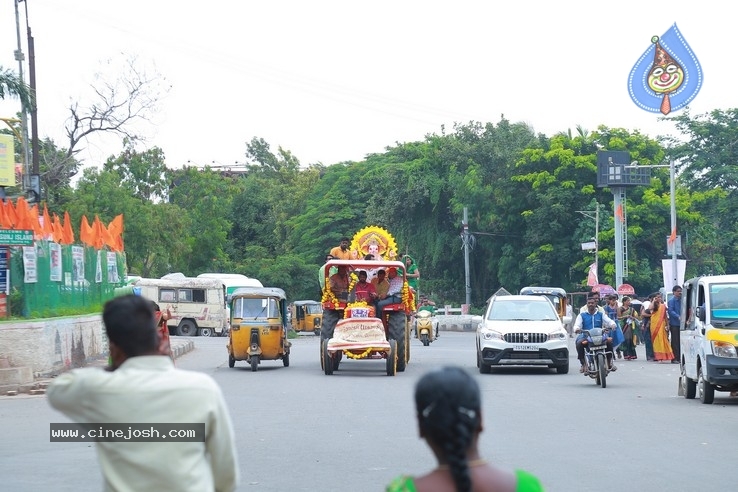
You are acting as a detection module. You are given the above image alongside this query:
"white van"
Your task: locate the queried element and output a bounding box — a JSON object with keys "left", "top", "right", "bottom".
{"left": 679, "top": 274, "right": 738, "bottom": 404}
{"left": 133, "top": 277, "right": 228, "bottom": 337}
{"left": 197, "top": 273, "right": 263, "bottom": 295}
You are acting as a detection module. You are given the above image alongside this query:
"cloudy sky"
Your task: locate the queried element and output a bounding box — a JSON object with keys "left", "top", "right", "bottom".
{"left": 1, "top": 0, "right": 736, "bottom": 171}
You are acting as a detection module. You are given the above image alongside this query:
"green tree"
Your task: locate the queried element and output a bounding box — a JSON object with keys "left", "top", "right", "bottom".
{"left": 0, "top": 65, "right": 34, "bottom": 112}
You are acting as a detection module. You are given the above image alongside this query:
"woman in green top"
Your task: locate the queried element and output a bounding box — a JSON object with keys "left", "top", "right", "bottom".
{"left": 403, "top": 255, "right": 419, "bottom": 292}
{"left": 386, "top": 366, "right": 544, "bottom": 492}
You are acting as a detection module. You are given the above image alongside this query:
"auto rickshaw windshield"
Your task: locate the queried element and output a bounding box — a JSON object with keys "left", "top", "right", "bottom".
{"left": 233, "top": 297, "right": 279, "bottom": 319}
{"left": 304, "top": 304, "right": 322, "bottom": 314}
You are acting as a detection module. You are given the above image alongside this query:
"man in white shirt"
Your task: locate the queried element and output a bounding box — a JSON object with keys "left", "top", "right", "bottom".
{"left": 47, "top": 295, "right": 239, "bottom": 492}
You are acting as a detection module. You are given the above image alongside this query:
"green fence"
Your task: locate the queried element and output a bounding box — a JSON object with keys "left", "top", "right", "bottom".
{"left": 8, "top": 241, "right": 126, "bottom": 318}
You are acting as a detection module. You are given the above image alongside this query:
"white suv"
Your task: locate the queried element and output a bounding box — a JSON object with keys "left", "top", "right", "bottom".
{"left": 476, "top": 294, "right": 569, "bottom": 374}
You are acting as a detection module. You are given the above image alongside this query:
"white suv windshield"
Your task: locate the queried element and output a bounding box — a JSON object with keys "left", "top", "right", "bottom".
{"left": 488, "top": 300, "right": 558, "bottom": 321}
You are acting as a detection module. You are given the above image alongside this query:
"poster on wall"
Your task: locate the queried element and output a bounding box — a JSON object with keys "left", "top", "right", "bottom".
{"left": 95, "top": 250, "right": 102, "bottom": 283}
{"left": 106, "top": 252, "right": 119, "bottom": 283}
{"left": 49, "top": 242, "right": 62, "bottom": 282}
{"left": 23, "top": 246, "right": 38, "bottom": 283}
{"left": 71, "top": 246, "right": 84, "bottom": 282}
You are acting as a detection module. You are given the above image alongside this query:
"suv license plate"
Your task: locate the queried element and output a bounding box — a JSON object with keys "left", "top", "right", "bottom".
{"left": 513, "top": 344, "right": 540, "bottom": 351}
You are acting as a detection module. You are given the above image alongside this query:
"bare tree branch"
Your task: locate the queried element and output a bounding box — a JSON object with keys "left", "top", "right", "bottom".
{"left": 64, "top": 55, "right": 170, "bottom": 160}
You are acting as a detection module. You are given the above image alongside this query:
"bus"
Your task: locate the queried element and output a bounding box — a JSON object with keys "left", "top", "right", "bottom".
{"left": 197, "top": 273, "right": 263, "bottom": 296}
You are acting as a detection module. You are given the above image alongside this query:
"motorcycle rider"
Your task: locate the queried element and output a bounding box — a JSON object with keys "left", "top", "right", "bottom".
{"left": 573, "top": 294, "right": 617, "bottom": 374}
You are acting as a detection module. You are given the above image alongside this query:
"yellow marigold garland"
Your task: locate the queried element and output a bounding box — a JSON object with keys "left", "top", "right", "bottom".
{"left": 321, "top": 284, "right": 340, "bottom": 309}
{"left": 401, "top": 282, "right": 416, "bottom": 312}
{"left": 345, "top": 347, "right": 374, "bottom": 359}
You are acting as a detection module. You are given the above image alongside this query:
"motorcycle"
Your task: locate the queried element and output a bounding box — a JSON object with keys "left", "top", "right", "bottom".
{"left": 581, "top": 327, "right": 614, "bottom": 388}
{"left": 414, "top": 309, "right": 436, "bottom": 346}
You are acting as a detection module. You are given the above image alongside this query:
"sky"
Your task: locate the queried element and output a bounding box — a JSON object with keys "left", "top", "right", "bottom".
{"left": 1, "top": 0, "right": 737, "bottom": 173}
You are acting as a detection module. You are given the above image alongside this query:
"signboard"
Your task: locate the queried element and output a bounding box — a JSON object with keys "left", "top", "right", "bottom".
{"left": 0, "top": 229, "right": 33, "bottom": 246}
{"left": 666, "top": 236, "right": 682, "bottom": 256}
{"left": 581, "top": 241, "right": 597, "bottom": 251}
{"left": 0, "top": 134, "right": 16, "bottom": 187}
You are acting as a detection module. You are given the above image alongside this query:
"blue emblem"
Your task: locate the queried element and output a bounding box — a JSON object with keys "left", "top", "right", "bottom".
{"left": 627, "top": 23, "right": 703, "bottom": 115}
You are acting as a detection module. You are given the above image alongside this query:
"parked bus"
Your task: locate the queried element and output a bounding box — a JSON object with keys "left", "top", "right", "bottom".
{"left": 133, "top": 276, "right": 229, "bottom": 337}
{"left": 197, "top": 273, "right": 263, "bottom": 295}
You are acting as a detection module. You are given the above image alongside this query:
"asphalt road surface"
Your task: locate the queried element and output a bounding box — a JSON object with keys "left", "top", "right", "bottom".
{"left": 2, "top": 332, "right": 738, "bottom": 491}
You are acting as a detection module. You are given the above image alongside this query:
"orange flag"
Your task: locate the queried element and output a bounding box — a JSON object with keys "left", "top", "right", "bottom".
{"left": 107, "top": 214, "right": 124, "bottom": 251}
{"left": 668, "top": 228, "right": 677, "bottom": 244}
{"left": 14, "top": 197, "right": 31, "bottom": 231}
{"left": 42, "top": 205, "right": 54, "bottom": 240}
{"left": 29, "top": 204, "right": 44, "bottom": 240}
{"left": 92, "top": 215, "right": 107, "bottom": 249}
{"left": 80, "top": 215, "right": 93, "bottom": 247}
{"left": 0, "top": 201, "right": 11, "bottom": 229}
{"left": 52, "top": 213, "right": 64, "bottom": 243}
{"left": 4, "top": 200, "right": 16, "bottom": 228}
{"left": 62, "top": 211, "right": 75, "bottom": 245}
{"left": 615, "top": 204, "right": 624, "bottom": 223}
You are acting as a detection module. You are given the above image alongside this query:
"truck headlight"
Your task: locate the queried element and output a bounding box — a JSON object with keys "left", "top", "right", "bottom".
{"left": 482, "top": 330, "right": 503, "bottom": 341}
{"left": 711, "top": 341, "right": 738, "bottom": 358}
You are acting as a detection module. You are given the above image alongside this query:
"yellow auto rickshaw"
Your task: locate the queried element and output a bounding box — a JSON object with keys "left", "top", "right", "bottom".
{"left": 519, "top": 286, "right": 572, "bottom": 329}
{"left": 227, "top": 287, "right": 291, "bottom": 371}
{"left": 290, "top": 300, "right": 323, "bottom": 335}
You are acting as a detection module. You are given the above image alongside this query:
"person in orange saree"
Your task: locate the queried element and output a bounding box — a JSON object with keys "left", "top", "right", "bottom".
{"left": 647, "top": 293, "right": 674, "bottom": 362}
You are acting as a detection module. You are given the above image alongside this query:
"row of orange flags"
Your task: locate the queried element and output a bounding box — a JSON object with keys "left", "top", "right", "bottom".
{"left": 0, "top": 198, "right": 124, "bottom": 251}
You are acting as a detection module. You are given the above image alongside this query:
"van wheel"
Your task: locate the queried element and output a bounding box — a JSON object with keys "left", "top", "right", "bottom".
{"left": 681, "top": 363, "right": 696, "bottom": 399}
{"left": 698, "top": 366, "right": 714, "bottom": 404}
{"left": 228, "top": 354, "right": 235, "bottom": 368}
{"left": 198, "top": 327, "right": 213, "bottom": 337}
{"left": 177, "top": 320, "right": 197, "bottom": 337}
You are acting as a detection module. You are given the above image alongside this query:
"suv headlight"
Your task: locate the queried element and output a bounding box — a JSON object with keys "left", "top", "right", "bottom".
{"left": 481, "top": 329, "right": 503, "bottom": 341}
{"left": 711, "top": 341, "right": 738, "bottom": 358}
{"left": 547, "top": 329, "right": 567, "bottom": 341}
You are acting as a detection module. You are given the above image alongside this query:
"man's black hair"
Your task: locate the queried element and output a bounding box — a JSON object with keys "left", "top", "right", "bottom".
{"left": 103, "top": 295, "right": 159, "bottom": 357}
{"left": 340, "top": 236, "right": 350, "bottom": 242}
{"left": 672, "top": 285, "right": 682, "bottom": 292}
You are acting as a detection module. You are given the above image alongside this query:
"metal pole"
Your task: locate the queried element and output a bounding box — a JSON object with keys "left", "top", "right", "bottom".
{"left": 670, "top": 160, "right": 678, "bottom": 289}
{"left": 14, "top": 0, "right": 31, "bottom": 178}
{"left": 463, "top": 208, "right": 471, "bottom": 307}
{"left": 595, "top": 204, "right": 599, "bottom": 283}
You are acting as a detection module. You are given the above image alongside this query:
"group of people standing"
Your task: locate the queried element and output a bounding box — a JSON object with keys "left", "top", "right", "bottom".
{"left": 573, "top": 286, "right": 683, "bottom": 371}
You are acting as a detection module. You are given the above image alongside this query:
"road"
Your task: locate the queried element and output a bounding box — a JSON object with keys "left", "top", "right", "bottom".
{"left": 2, "top": 332, "right": 737, "bottom": 491}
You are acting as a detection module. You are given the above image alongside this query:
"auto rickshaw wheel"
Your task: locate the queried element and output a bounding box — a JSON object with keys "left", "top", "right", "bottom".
{"left": 313, "top": 329, "right": 320, "bottom": 336}
{"left": 386, "top": 340, "right": 397, "bottom": 376}
{"left": 228, "top": 354, "right": 235, "bottom": 368}
{"left": 282, "top": 353, "right": 290, "bottom": 367}
{"left": 250, "top": 357, "right": 259, "bottom": 372}
{"left": 323, "top": 340, "right": 334, "bottom": 375}
{"left": 388, "top": 312, "right": 406, "bottom": 372}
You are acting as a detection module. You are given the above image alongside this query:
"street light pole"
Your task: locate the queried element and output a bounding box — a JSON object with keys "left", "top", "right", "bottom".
{"left": 14, "top": 0, "right": 31, "bottom": 178}
{"left": 577, "top": 203, "right": 600, "bottom": 282}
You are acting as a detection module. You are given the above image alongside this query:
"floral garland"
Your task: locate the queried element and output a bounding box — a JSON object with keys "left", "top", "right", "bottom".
{"left": 321, "top": 284, "right": 340, "bottom": 309}
{"left": 401, "top": 282, "right": 416, "bottom": 312}
{"left": 347, "top": 272, "right": 358, "bottom": 293}
{"left": 345, "top": 347, "right": 374, "bottom": 359}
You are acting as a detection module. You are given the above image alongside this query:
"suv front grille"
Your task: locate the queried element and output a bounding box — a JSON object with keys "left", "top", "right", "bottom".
{"left": 503, "top": 332, "right": 548, "bottom": 344}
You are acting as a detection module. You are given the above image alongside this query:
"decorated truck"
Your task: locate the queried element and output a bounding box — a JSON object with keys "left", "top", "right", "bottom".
{"left": 319, "top": 227, "right": 415, "bottom": 375}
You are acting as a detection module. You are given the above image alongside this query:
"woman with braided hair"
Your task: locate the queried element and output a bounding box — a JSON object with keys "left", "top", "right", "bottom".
{"left": 386, "top": 367, "right": 543, "bottom": 492}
